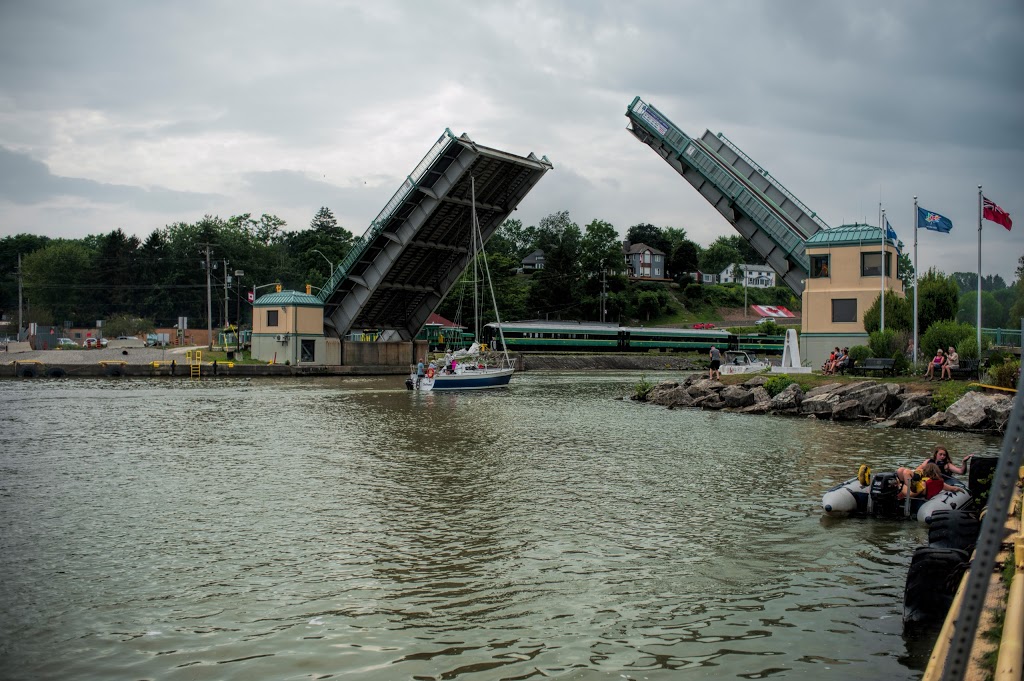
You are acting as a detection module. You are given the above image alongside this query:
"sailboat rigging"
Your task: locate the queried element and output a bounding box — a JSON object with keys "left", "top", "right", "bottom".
{"left": 408, "top": 176, "right": 515, "bottom": 391}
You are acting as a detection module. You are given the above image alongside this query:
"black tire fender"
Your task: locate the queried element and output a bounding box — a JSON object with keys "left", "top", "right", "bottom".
{"left": 45, "top": 367, "right": 67, "bottom": 378}
{"left": 17, "top": 365, "right": 38, "bottom": 378}
{"left": 105, "top": 366, "right": 124, "bottom": 377}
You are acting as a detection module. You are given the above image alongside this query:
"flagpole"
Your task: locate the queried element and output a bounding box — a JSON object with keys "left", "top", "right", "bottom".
{"left": 881, "top": 208, "right": 886, "bottom": 332}
{"left": 977, "top": 185, "right": 983, "bottom": 357}
{"left": 913, "top": 196, "right": 918, "bottom": 364}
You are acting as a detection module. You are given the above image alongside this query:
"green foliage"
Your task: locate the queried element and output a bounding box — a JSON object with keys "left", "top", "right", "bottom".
{"left": 916, "top": 268, "right": 960, "bottom": 333}
{"left": 632, "top": 374, "right": 655, "bottom": 400}
{"left": 868, "top": 328, "right": 911, "bottom": 374}
{"left": 103, "top": 315, "right": 155, "bottom": 337}
{"left": 920, "top": 320, "right": 975, "bottom": 360}
{"left": 684, "top": 283, "right": 706, "bottom": 302}
{"left": 625, "top": 223, "right": 671, "bottom": 255}
{"left": 863, "top": 290, "right": 913, "bottom": 333}
{"left": 670, "top": 240, "right": 700, "bottom": 283}
{"left": 990, "top": 360, "right": 1020, "bottom": 389}
{"left": 698, "top": 237, "right": 741, "bottom": 275}
{"left": 849, "top": 345, "right": 872, "bottom": 364}
{"left": 957, "top": 290, "right": 1006, "bottom": 328}
{"left": 932, "top": 381, "right": 977, "bottom": 411}
{"left": 957, "top": 336, "right": 980, "bottom": 361}
{"left": 764, "top": 375, "right": 796, "bottom": 397}
{"left": 757, "top": 320, "right": 782, "bottom": 335}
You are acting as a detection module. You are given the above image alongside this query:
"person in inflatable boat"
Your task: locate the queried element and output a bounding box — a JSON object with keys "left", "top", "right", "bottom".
{"left": 898, "top": 463, "right": 961, "bottom": 500}
{"left": 895, "top": 446, "right": 971, "bottom": 487}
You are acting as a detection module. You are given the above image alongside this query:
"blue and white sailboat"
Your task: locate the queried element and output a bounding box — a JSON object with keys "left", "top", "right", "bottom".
{"left": 410, "top": 177, "right": 515, "bottom": 392}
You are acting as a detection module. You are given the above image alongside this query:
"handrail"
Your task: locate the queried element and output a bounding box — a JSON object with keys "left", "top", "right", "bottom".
{"left": 627, "top": 98, "right": 809, "bottom": 272}
{"left": 318, "top": 129, "right": 458, "bottom": 301}
{"left": 715, "top": 132, "right": 830, "bottom": 234}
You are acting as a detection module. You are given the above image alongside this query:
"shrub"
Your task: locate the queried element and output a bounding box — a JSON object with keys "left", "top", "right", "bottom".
{"left": 921, "top": 320, "right": 975, "bottom": 361}
{"left": 985, "top": 347, "right": 1005, "bottom": 367}
{"left": 932, "top": 381, "right": 977, "bottom": 411}
{"left": 632, "top": 374, "right": 655, "bottom": 401}
{"left": 764, "top": 375, "right": 796, "bottom": 397}
{"left": 849, "top": 345, "right": 872, "bottom": 364}
{"left": 957, "top": 336, "right": 979, "bottom": 361}
{"left": 868, "top": 329, "right": 899, "bottom": 359}
{"left": 990, "top": 360, "right": 1020, "bottom": 389}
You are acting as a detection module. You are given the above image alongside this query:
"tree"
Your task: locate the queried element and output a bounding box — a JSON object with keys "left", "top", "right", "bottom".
{"left": 489, "top": 219, "right": 538, "bottom": 261}
{"left": 669, "top": 239, "right": 701, "bottom": 283}
{"left": 863, "top": 290, "right": 913, "bottom": 333}
{"left": 527, "top": 211, "right": 583, "bottom": 319}
{"left": 916, "top": 268, "right": 960, "bottom": 335}
{"left": 625, "top": 223, "right": 670, "bottom": 255}
{"left": 22, "top": 240, "right": 94, "bottom": 324}
{"left": 957, "top": 290, "right": 1006, "bottom": 328}
{"left": 896, "top": 243, "right": 914, "bottom": 286}
{"left": 0, "top": 233, "right": 51, "bottom": 323}
{"left": 580, "top": 219, "right": 624, "bottom": 277}
{"left": 699, "top": 237, "right": 741, "bottom": 276}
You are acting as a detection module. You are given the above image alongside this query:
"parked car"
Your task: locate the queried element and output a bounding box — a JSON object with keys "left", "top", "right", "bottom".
{"left": 754, "top": 317, "right": 773, "bottom": 326}
{"left": 692, "top": 322, "right": 716, "bottom": 329}
{"left": 84, "top": 338, "right": 109, "bottom": 348}
{"left": 56, "top": 338, "right": 79, "bottom": 349}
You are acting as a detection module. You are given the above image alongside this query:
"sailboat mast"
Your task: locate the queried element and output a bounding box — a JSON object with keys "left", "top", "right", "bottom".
{"left": 471, "top": 176, "right": 479, "bottom": 343}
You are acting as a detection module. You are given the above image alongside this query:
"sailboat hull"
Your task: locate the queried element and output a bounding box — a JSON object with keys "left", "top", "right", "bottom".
{"left": 416, "top": 367, "right": 514, "bottom": 391}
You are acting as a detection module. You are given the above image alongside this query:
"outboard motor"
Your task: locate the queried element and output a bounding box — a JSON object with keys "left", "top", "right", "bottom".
{"left": 869, "top": 472, "right": 903, "bottom": 517}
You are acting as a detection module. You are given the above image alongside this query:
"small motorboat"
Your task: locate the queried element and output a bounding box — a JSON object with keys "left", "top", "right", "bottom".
{"left": 821, "top": 468, "right": 972, "bottom": 523}
{"left": 717, "top": 350, "right": 771, "bottom": 376}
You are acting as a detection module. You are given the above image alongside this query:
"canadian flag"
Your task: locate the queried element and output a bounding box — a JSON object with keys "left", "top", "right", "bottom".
{"left": 247, "top": 291, "right": 255, "bottom": 302}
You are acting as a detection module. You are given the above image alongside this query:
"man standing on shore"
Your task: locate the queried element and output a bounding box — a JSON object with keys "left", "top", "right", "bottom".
{"left": 709, "top": 345, "right": 721, "bottom": 381}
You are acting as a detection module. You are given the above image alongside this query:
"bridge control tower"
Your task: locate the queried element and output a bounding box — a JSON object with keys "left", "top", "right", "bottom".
{"left": 625, "top": 97, "right": 828, "bottom": 294}
{"left": 318, "top": 130, "right": 552, "bottom": 341}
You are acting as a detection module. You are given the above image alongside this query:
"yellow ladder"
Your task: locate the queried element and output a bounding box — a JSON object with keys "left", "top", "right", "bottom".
{"left": 190, "top": 350, "right": 202, "bottom": 379}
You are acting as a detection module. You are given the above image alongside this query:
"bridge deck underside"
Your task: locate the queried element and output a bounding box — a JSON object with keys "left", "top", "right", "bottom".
{"left": 322, "top": 140, "right": 550, "bottom": 340}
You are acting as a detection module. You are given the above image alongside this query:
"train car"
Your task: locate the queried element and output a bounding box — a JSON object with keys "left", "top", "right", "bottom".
{"left": 483, "top": 320, "right": 625, "bottom": 352}
{"left": 482, "top": 320, "right": 782, "bottom": 355}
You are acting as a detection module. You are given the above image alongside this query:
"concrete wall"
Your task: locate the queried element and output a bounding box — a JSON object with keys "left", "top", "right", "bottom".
{"left": 342, "top": 339, "right": 427, "bottom": 367}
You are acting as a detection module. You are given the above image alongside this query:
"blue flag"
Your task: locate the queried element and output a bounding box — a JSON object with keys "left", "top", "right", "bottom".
{"left": 917, "top": 206, "right": 953, "bottom": 233}
{"left": 885, "top": 219, "right": 901, "bottom": 254}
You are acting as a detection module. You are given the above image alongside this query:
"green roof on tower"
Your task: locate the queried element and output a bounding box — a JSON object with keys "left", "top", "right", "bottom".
{"left": 254, "top": 291, "right": 324, "bottom": 307}
{"left": 804, "top": 224, "right": 884, "bottom": 247}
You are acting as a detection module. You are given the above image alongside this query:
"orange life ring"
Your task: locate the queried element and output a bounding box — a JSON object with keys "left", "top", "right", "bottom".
{"left": 426, "top": 367, "right": 435, "bottom": 378}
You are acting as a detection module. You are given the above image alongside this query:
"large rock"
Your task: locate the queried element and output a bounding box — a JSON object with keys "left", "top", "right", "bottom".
{"left": 750, "top": 386, "right": 771, "bottom": 404}
{"left": 985, "top": 397, "right": 1013, "bottom": 432}
{"left": 945, "top": 391, "right": 1005, "bottom": 430}
{"left": 804, "top": 383, "right": 843, "bottom": 399}
{"left": 648, "top": 381, "right": 689, "bottom": 407}
{"left": 743, "top": 375, "right": 770, "bottom": 388}
{"left": 694, "top": 394, "right": 725, "bottom": 410}
{"left": 800, "top": 393, "right": 841, "bottom": 416}
{"left": 891, "top": 404, "right": 937, "bottom": 428}
{"left": 687, "top": 379, "right": 723, "bottom": 397}
{"left": 721, "top": 385, "right": 755, "bottom": 408}
{"left": 769, "top": 383, "right": 804, "bottom": 413}
{"left": 830, "top": 381, "right": 875, "bottom": 398}
{"left": 738, "top": 401, "right": 771, "bottom": 414}
{"left": 919, "top": 411, "right": 948, "bottom": 428}
{"left": 832, "top": 399, "right": 864, "bottom": 421}
{"left": 846, "top": 382, "right": 903, "bottom": 417}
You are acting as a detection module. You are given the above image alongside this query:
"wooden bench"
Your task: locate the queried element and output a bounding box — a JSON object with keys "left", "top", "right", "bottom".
{"left": 850, "top": 357, "right": 896, "bottom": 376}
{"left": 948, "top": 358, "right": 981, "bottom": 381}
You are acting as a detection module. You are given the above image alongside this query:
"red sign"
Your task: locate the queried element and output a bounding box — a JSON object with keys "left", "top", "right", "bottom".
{"left": 247, "top": 291, "right": 255, "bottom": 303}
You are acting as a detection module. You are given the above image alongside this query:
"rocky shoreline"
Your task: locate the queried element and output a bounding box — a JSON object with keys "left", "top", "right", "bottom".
{"left": 637, "top": 374, "right": 1013, "bottom": 434}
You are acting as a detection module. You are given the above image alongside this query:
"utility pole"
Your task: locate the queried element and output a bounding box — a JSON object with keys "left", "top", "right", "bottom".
{"left": 17, "top": 253, "right": 23, "bottom": 340}
{"left": 203, "top": 245, "right": 213, "bottom": 350}
{"left": 600, "top": 262, "right": 608, "bottom": 323}
{"left": 223, "top": 259, "right": 230, "bottom": 330}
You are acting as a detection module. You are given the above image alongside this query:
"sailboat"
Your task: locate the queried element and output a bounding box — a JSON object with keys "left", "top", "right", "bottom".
{"left": 410, "top": 177, "right": 516, "bottom": 392}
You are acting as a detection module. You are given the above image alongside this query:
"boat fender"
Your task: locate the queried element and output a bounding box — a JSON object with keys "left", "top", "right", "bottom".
{"left": 105, "top": 366, "right": 124, "bottom": 377}
{"left": 903, "top": 546, "right": 969, "bottom": 630}
{"left": 926, "top": 509, "right": 980, "bottom": 552}
{"left": 857, "top": 464, "right": 872, "bottom": 487}
{"left": 45, "top": 367, "right": 67, "bottom": 379}
{"left": 426, "top": 367, "right": 435, "bottom": 378}
{"left": 17, "top": 365, "right": 38, "bottom": 378}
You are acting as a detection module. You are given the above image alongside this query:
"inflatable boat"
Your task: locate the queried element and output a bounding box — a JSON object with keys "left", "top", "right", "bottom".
{"left": 821, "top": 469, "right": 972, "bottom": 522}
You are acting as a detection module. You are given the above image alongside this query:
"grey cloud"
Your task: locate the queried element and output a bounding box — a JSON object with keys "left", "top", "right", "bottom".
{"left": 0, "top": 146, "right": 221, "bottom": 211}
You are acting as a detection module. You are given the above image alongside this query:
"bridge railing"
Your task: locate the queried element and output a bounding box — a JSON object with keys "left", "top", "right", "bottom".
{"left": 627, "top": 98, "right": 808, "bottom": 268}
{"left": 319, "top": 129, "right": 458, "bottom": 301}
{"left": 982, "top": 328, "right": 1022, "bottom": 348}
{"left": 715, "top": 132, "right": 830, "bottom": 235}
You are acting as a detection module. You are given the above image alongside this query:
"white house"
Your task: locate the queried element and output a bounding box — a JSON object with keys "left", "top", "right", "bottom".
{"left": 718, "top": 263, "right": 776, "bottom": 288}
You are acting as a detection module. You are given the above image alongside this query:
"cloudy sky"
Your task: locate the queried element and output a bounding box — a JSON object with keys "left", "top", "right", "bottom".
{"left": 1, "top": 1, "right": 1022, "bottom": 280}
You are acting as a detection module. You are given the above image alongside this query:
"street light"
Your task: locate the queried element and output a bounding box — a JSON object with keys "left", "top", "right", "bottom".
{"left": 311, "top": 250, "right": 334, "bottom": 279}
{"left": 234, "top": 270, "right": 244, "bottom": 352}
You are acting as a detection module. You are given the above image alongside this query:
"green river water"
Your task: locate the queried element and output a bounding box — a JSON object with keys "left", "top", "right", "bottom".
{"left": 0, "top": 372, "right": 1003, "bottom": 680}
